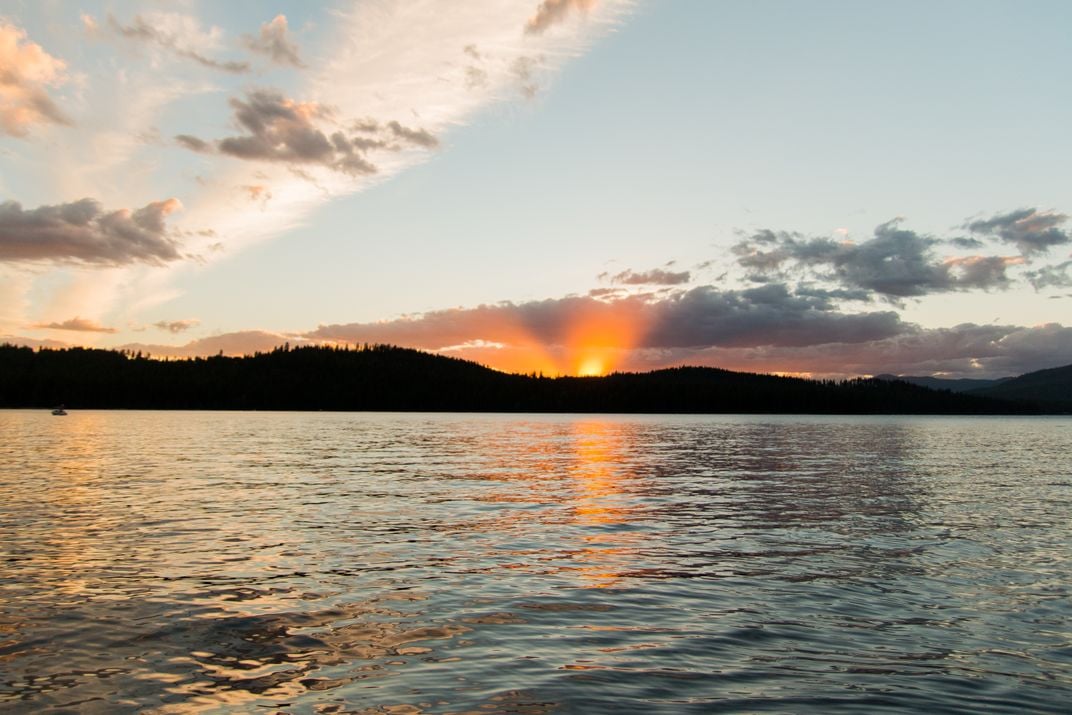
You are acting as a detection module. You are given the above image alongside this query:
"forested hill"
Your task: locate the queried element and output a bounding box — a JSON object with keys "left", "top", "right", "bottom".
{"left": 0, "top": 343, "right": 1041, "bottom": 414}
{"left": 965, "top": 362, "right": 1072, "bottom": 408}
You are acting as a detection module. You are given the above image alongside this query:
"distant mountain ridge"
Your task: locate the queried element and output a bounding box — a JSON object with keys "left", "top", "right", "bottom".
{"left": 0, "top": 343, "right": 1056, "bottom": 414}
{"left": 876, "top": 363, "right": 1072, "bottom": 411}
{"left": 965, "top": 363, "right": 1072, "bottom": 408}
{"left": 874, "top": 374, "right": 1014, "bottom": 393}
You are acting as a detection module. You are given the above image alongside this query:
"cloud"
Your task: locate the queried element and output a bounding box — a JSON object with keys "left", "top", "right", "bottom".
{"left": 242, "top": 184, "right": 272, "bottom": 207}
{"left": 949, "top": 236, "right": 985, "bottom": 249}
{"left": 176, "top": 90, "right": 439, "bottom": 176}
{"left": 511, "top": 56, "right": 541, "bottom": 98}
{"left": 107, "top": 13, "right": 250, "bottom": 73}
{"left": 610, "top": 268, "right": 691, "bottom": 285}
{"left": 243, "top": 15, "right": 303, "bottom": 67}
{"left": 0, "top": 21, "right": 72, "bottom": 136}
{"left": 32, "top": 317, "right": 117, "bottom": 333}
{"left": 643, "top": 284, "right": 904, "bottom": 348}
{"left": 651, "top": 323, "right": 1072, "bottom": 380}
{"left": 154, "top": 319, "right": 199, "bottom": 333}
{"left": 732, "top": 220, "right": 1019, "bottom": 298}
{"left": 966, "top": 208, "right": 1071, "bottom": 256}
{"left": 0, "top": 197, "right": 183, "bottom": 265}
{"left": 1026, "top": 260, "right": 1072, "bottom": 290}
{"left": 525, "top": 0, "right": 597, "bottom": 35}
{"left": 307, "top": 283, "right": 906, "bottom": 353}
{"left": 175, "top": 134, "right": 212, "bottom": 153}
{"left": 386, "top": 121, "right": 439, "bottom": 148}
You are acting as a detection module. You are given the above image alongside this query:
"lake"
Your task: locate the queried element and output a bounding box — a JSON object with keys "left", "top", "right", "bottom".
{"left": 1, "top": 411, "right": 1069, "bottom": 713}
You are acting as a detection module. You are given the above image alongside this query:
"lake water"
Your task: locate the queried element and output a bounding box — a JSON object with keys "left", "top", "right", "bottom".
{"left": 1, "top": 411, "right": 1070, "bottom": 713}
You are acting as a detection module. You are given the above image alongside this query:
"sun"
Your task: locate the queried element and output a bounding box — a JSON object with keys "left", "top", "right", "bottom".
{"left": 576, "top": 356, "right": 606, "bottom": 377}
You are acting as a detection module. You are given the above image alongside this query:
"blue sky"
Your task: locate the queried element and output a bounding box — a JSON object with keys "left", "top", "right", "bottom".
{"left": 2, "top": 1, "right": 1071, "bottom": 377}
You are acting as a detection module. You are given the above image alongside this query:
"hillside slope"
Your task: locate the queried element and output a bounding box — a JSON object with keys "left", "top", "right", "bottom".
{"left": 966, "top": 363, "right": 1072, "bottom": 408}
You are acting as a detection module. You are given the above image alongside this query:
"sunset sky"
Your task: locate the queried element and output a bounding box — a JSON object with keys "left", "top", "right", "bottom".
{"left": 2, "top": 0, "right": 1071, "bottom": 378}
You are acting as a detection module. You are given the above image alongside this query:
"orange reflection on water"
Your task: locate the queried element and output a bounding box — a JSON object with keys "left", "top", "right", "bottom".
{"left": 567, "top": 419, "right": 644, "bottom": 588}
{"left": 42, "top": 411, "right": 115, "bottom": 597}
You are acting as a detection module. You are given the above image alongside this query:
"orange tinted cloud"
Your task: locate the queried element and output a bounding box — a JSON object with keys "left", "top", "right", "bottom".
{"left": 0, "top": 21, "right": 71, "bottom": 136}
{"left": 309, "top": 294, "right": 657, "bottom": 375}
{"left": 31, "top": 317, "right": 117, "bottom": 333}
{"left": 306, "top": 286, "right": 904, "bottom": 375}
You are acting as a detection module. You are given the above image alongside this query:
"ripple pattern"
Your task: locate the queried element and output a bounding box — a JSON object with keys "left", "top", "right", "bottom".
{"left": 0, "top": 411, "right": 1070, "bottom": 713}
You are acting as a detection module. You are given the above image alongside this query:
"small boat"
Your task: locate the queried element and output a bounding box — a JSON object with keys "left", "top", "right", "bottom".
{"left": 51, "top": 405, "right": 67, "bottom": 416}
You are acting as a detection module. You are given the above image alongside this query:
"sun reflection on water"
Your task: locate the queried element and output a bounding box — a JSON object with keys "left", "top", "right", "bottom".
{"left": 566, "top": 419, "right": 646, "bottom": 588}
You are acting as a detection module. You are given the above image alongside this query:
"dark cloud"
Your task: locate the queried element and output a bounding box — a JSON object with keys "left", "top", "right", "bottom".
{"left": 621, "top": 323, "right": 1072, "bottom": 380}
{"left": 0, "top": 197, "right": 183, "bottom": 265}
{"left": 243, "top": 15, "right": 303, "bottom": 67}
{"left": 793, "top": 284, "right": 873, "bottom": 303}
{"left": 306, "top": 283, "right": 906, "bottom": 352}
{"left": 176, "top": 91, "right": 439, "bottom": 176}
{"left": 733, "top": 220, "right": 1019, "bottom": 298}
{"left": 31, "top": 317, "right": 117, "bottom": 333}
{"left": 587, "top": 287, "right": 627, "bottom": 299}
{"left": 350, "top": 118, "right": 381, "bottom": 133}
{"left": 643, "top": 284, "right": 903, "bottom": 348}
{"left": 524, "top": 0, "right": 596, "bottom": 35}
{"left": 175, "top": 134, "right": 212, "bottom": 153}
{"left": 967, "top": 208, "right": 1071, "bottom": 256}
{"left": 218, "top": 90, "right": 333, "bottom": 161}
{"left": 386, "top": 121, "right": 439, "bottom": 148}
{"left": 154, "top": 319, "right": 200, "bottom": 334}
{"left": 1026, "top": 260, "right": 1072, "bottom": 290}
{"left": 107, "top": 14, "right": 250, "bottom": 73}
{"left": 610, "top": 268, "right": 691, "bottom": 286}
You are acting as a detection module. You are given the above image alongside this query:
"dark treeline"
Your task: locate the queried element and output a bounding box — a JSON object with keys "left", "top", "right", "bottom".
{"left": 0, "top": 343, "right": 1041, "bottom": 414}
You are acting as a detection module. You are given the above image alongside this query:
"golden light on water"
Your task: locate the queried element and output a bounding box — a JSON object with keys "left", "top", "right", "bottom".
{"left": 567, "top": 419, "right": 644, "bottom": 588}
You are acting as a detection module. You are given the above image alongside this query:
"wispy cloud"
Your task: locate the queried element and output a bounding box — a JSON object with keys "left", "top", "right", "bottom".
{"left": 525, "top": 0, "right": 598, "bottom": 35}
{"left": 32, "top": 316, "right": 117, "bottom": 333}
{"left": 153, "top": 319, "right": 199, "bottom": 333}
{"left": 105, "top": 12, "right": 250, "bottom": 73}
{"left": 966, "top": 208, "right": 1071, "bottom": 256}
{"left": 608, "top": 268, "right": 691, "bottom": 286}
{"left": 162, "top": 0, "right": 635, "bottom": 263}
{"left": 0, "top": 21, "right": 72, "bottom": 136}
{"left": 1026, "top": 260, "right": 1072, "bottom": 290}
{"left": 243, "top": 15, "right": 304, "bottom": 68}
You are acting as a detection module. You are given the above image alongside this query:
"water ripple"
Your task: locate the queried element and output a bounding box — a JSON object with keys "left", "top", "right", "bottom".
{"left": 0, "top": 412, "right": 1069, "bottom": 713}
